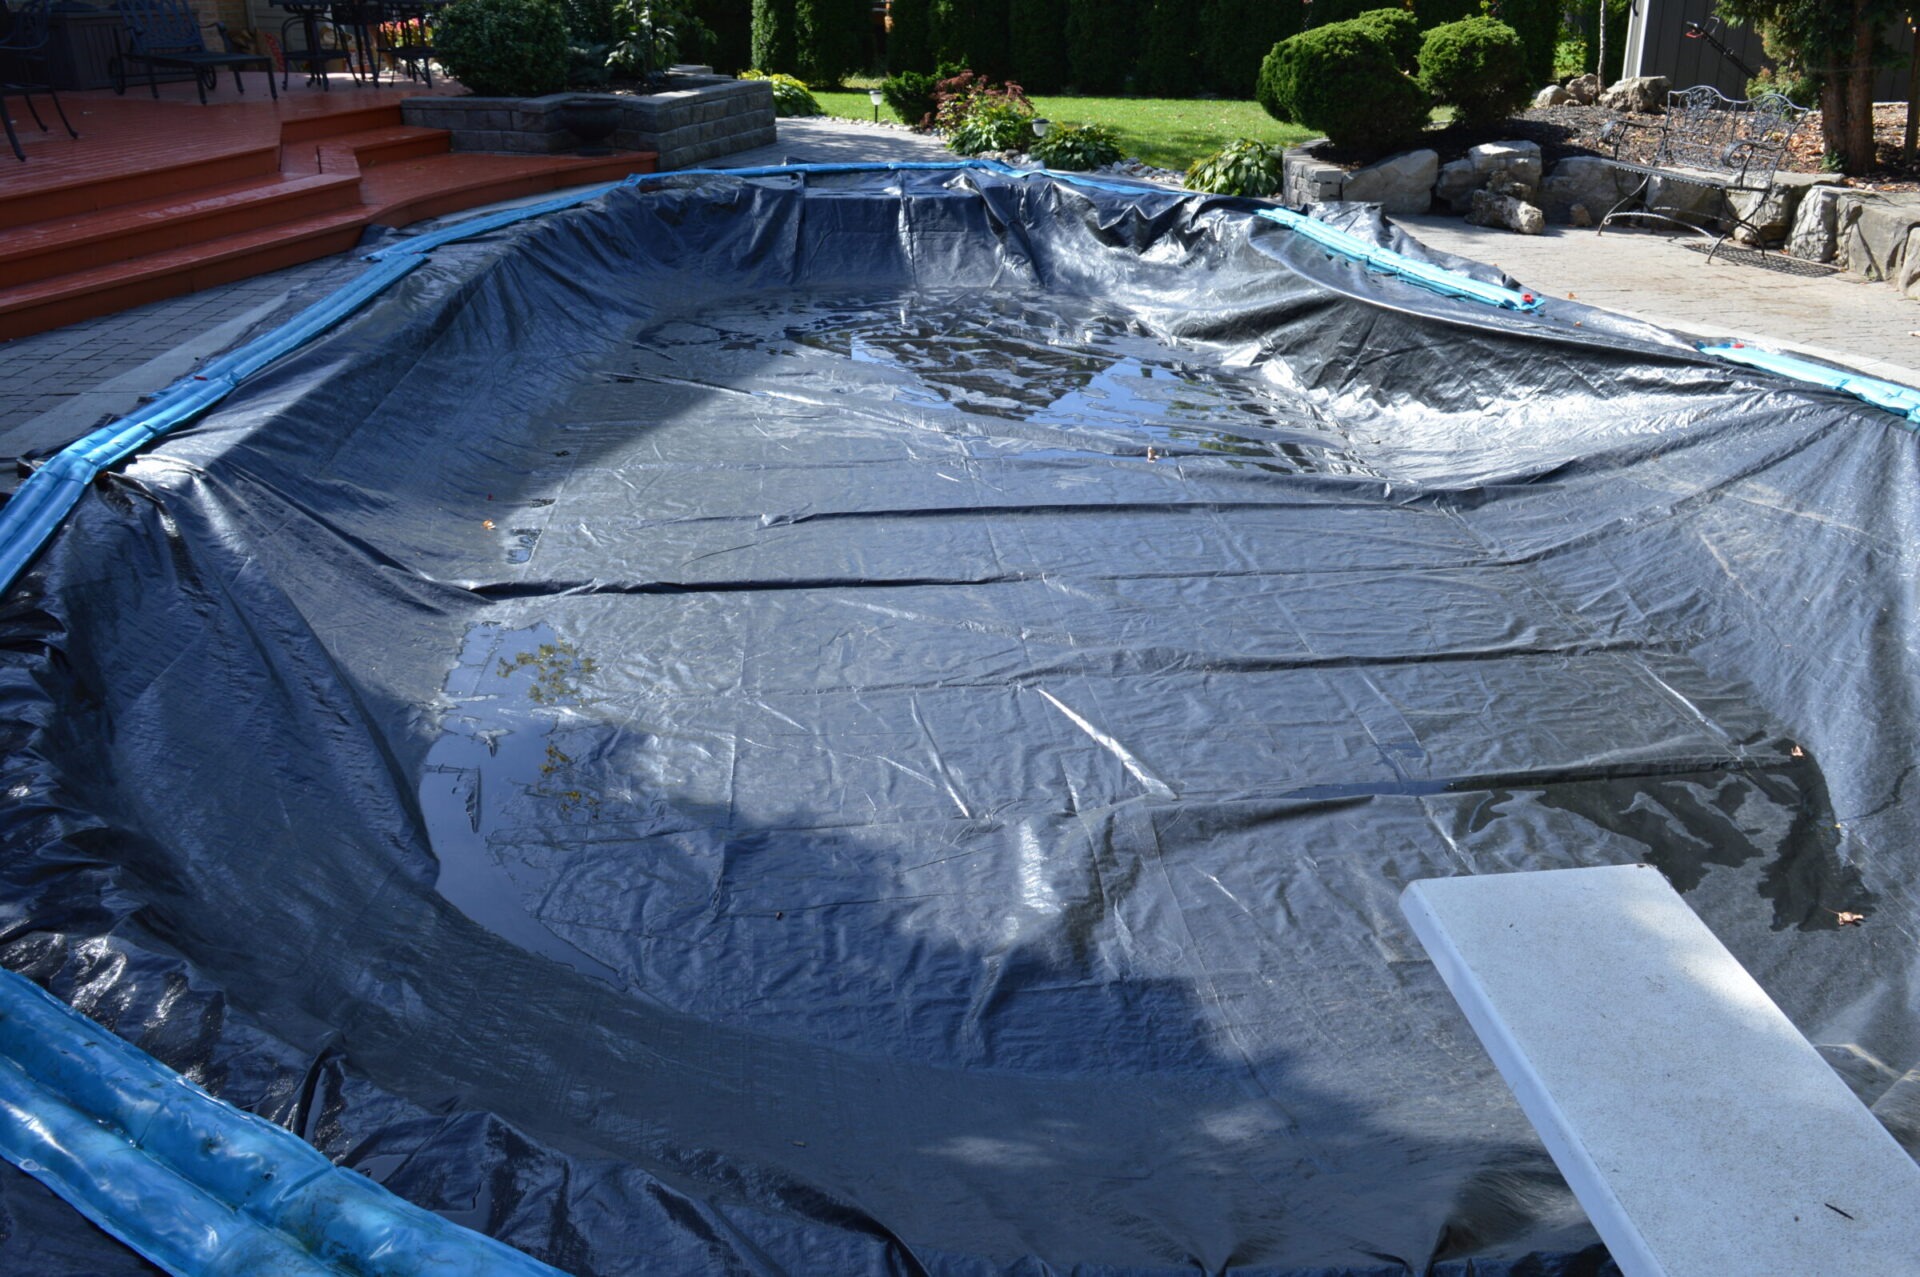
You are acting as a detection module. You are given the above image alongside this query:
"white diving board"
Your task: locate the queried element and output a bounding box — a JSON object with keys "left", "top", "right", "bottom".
{"left": 1401, "top": 863, "right": 1920, "bottom": 1276}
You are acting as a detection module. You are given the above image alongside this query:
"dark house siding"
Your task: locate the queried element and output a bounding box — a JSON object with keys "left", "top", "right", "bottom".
{"left": 1635, "top": 0, "right": 1912, "bottom": 104}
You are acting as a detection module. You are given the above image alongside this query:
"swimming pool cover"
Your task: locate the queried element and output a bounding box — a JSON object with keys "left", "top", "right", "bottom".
{"left": 3, "top": 167, "right": 1917, "bottom": 1274}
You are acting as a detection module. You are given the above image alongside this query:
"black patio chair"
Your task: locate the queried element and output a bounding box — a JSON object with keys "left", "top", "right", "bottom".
{"left": 376, "top": 0, "right": 434, "bottom": 86}
{"left": 277, "top": 1, "right": 354, "bottom": 91}
{"left": 0, "top": 0, "right": 80, "bottom": 162}
{"left": 111, "top": 0, "right": 278, "bottom": 105}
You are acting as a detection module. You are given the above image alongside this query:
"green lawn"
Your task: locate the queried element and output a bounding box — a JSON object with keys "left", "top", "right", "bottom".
{"left": 812, "top": 90, "right": 1319, "bottom": 171}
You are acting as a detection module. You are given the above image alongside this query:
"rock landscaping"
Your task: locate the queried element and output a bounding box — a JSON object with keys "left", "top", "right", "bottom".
{"left": 1284, "top": 90, "right": 1920, "bottom": 298}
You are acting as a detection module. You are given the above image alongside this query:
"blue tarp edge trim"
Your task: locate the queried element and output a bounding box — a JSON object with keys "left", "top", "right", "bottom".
{"left": 0, "top": 969, "right": 567, "bottom": 1277}
{"left": 1700, "top": 340, "right": 1920, "bottom": 426}
{"left": 1255, "top": 207, "right": 1545, "bottom": 312}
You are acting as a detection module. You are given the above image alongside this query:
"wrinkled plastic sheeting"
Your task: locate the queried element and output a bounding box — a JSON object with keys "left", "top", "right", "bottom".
{"left": 2, "top": 168, "right": 1916, "bottom": 1276}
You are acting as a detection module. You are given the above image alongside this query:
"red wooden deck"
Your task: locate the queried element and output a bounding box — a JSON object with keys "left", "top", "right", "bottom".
{"left": 0, "top": 77, "right": 656, "bottom": 340}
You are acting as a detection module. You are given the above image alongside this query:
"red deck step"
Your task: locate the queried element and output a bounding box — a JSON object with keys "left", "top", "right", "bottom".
{"left": 0, "top": 145, "right": 282, "bottom": 232}
{"left": 0, "top": 208, "right": 371, "bottom": 341}
{"left": 0, "top": 174, "right": 364, "bottom": 286}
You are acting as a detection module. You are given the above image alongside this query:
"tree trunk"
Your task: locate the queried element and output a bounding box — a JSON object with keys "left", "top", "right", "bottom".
{"left": 1904, "top": 23, "right": 1918, "bottom": 162}
{"left": 1596, "top": 0, "right": 1607, "bottom": 91}
{"left": 1819, "top": 0, "right": 1879, "bottom": 174}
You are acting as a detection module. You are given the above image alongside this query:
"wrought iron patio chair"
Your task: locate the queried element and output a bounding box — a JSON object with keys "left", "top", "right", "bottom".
{"left": 0, "top": 0, "right": 80, "bottom": 162}
{"left": 111, "top": 0, "right": 278, "bottom": 105}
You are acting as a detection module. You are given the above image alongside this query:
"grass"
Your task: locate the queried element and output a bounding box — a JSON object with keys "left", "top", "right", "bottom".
{"left": 812, "top": 90, "right": 1320, "bottom": 171}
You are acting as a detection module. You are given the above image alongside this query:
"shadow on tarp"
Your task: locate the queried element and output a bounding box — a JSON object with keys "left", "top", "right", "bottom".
{"left": 0, "top": 168, "right": 1910, "bottom": 1275}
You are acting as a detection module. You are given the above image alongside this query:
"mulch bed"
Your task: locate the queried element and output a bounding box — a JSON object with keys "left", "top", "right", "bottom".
{"left": 1312, "top": 101, "right": 1920, "bottom": 192}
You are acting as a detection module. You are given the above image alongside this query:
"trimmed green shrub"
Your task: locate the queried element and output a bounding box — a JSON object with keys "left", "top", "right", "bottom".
{"left": 1260, "top": 21, "right": 1428, "bottom": 153}
{"left": 880, "top": 68, "right": 939, "bottom": 126}
{"left": 887, "top": 0, "right": 934, "bottom": 70}
{"left": 1031, "top": 121, "right": 1125, "bottom": 169}
{"left": 1200, "top": 0, "right": 1301, "bottom": 99}
{"left": 1418, "top": 16, "right": 1529, "bottom": 127}
{"left": 1255, "top": 33, "right": 1294, "bottom": 121}
{"left": 741, "top": 67, "right": 822, "bottom": 114}
{"left": 749, "top": 0, "right": 796, "bottom": 73}
{"left": 1350, "top": 7, "right": 1420, "bottom": 73}
{"left": 1137, "top": 0, "right": 1196, "bottom": 96}
{"left": 1066, "top": 0, "right": 1136, "bottom": 94}
{"left": 1184, "top": 137, "right": 1284, "bottom": 196}
{"left": 1008, "top": 0, "right": 1068, "bottom": 92}
{"left": 437, "top": 0, "right": 570, "bottom": 96}
{"left": 1485, "top": 0, "right": 1554, "bottom": 87}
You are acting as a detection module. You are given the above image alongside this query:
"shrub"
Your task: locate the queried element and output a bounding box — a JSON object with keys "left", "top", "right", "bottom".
{"left": 1066, "top": 0, "right": 1137, "bottom": 94}
{"left": 1746, "top": 65, "right": 1820, "bottom": 110}
{"left": 1138, "top": 0, "right": 1197, "bottom": 96}
{"left": 1418, "top": 16, "right": 1530, "bottom": 127}
{"left": 1031, "top": 122, "right": 1125, "bottom": 169}
{"left": 930, "top": 67, "right": 1031, "bottom": 130}
{"left": 437, "top": 0, "right": 570, "bottom": 96}
{"left": 1349, "top": 7, "right": 1420, "bottom": 73}
{"left": 880, "top": 67, "right": 945, "bottom": 127}
{"left": 932, "top": 68, "right": 1031, "bottom": 151}
{"left": 1255, "top": 38, "right": 1295, "bottom": 121}
{"left": 1184, "top": 137, "right": 1284, "bottom": 196}
{"left": 946, "top": 100, "right": 1034, "bottom": 153}
{"left": 567, "top": 40, "right": 612, "bottom": 85}
{"left": 1201, "top": 0, "right": 1301, "bottom": 99}
{"left": 1553, "top": 36, "right": 1585, "bottom": 81}
{"left": 1260, "top": 21, "right": 1429, "bottom": 154}
{"left": 741, "top": 67, "right": 821, "bottom": 114}
{"left": 1008, "top": 0, "right": 1068, "bottom": 92}
{"left": 1485, "top": 0, "right": 1555, "bottom": 87}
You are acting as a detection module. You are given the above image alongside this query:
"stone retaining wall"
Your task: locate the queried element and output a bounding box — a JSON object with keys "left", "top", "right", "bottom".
{"left": 1280, "top": 141, "right": 1920, "bottom": 297}
{"left": 401, "top": 77, "right": 776, "bottom": 170}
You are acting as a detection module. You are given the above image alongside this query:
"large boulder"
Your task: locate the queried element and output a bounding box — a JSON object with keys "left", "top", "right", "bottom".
{"left": 1599, "top": 75, "right": 1669, "bottom": 114}
{"left": 1540, "top": 156, "right": 1641, "bottom": 223}
{"left": 1899, "top": 226, "right": 1920, "bottom": 301}
{"left": 1565, "top": 72, "right": 1599, "bottom": 105}
{"left": 1840, "top": 195, "right": 1920, "bottom": 282}
{"left": 1533, "top": 84, "right": 1571, "bottom": 108}
{"left": 1787, "top": 184, "right": 1847, "bottom": 261}
{"left": 1434, "top": 158, "right": 1478, "bottom": 214}
{"left": 1469, "top": 140, "right": 1543, "bottom": 194}
{"left": 1724, "top": 174, "right": 1836, "bottom": 248}
{"left": 1467, "top": 188, "right": 1545, "bottom": 235}
{"left": 1342, "top": 148, "right": 1438, "bottom": 215}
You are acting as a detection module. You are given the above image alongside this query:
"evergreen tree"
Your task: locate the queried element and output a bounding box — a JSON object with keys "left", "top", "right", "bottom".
{"left": 887, "top": 0, "right": 934, "bottom": 70}
{"left": 1067, "top": 0, "right": 1137, "bottom": 92}
{"left": 1009, "top": 0, "right": 1069, "bottom": 90}
{"left": 750, "top": 0, "right": 797, "bottom": 70}
{"left": 1138, "top": 0, "right": 1197, "bottom": 95}
{"left": 1201, "top": 0, "right": 1304, "bottom": 97}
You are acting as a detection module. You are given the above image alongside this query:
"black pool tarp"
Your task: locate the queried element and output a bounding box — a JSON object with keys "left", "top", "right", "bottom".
{"left": 2, "top": 167, "right": 1916, "bottom": 1275}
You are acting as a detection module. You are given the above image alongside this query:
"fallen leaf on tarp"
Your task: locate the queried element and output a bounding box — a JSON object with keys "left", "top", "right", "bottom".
{"left": 1835, "top": 911, "right": 1865, "bottom": 927}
